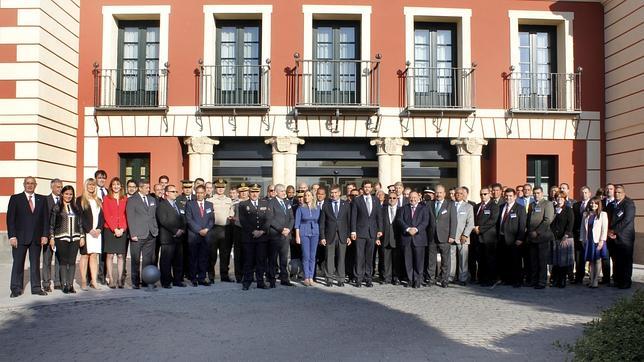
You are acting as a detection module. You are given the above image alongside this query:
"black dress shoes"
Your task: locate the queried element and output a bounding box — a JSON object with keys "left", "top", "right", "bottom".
{"left": 221, "top": 277, "right": 234, "bottom": 283}
{"left": 68, "top": 287, "right": 76, "bottom": 294}
{"left": 43, "top": 286, "right": 52, "bottom": 293}
{"left": 242, "top": 284, "right": 250, "bottom": 291}
{"left": 458, "top": 281, "right": 466, "bottom": 286}
{"left": 440, "top": 281, "right": 448, "bottom": 288}
{"left": 10, "top": 291, "right": 21, "bottom": 298}
{"left": 392, "top": 278, "right": 399, "bottom": 286}
{"left": 269, "top": 281, "right": 276, "bottom": 288}
{"left": 132, "top": 284, "right": 141, "bottom": 290}
{"left": 192, "top": 281, "right": 199, "bottom": 287}
{"left": 162, "top": 284, "right": 172, "bottom": 289}
{"left": 256, "top": 283, "right": 269, "bottom": 289}
{"left": 281, "top": 280, "right": 294, "bottom": 287}
{"left": 365, "top": 281, "right": 373, "bottom": 288}
{"left": 173, "top": 282, "right": 187, "bottom": 287}
{"left": 62, "top": 285, "right": 69, "bottom": 294}
{"left": 337, "top": 281, "right": 344, "bottom": 287}
{"left": 199, "top": 280, "right": 211, "bottom": 286}
{"left": 355, "top": 282, "right": 362, "bottom": 288}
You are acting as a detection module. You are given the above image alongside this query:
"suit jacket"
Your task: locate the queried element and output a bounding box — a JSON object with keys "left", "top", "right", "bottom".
{"left": 319, "top": 199, "right": 351, "bottom": 244}
{"left": 6, "top": 192, "right": 49, "bottom": 245}
{"left": 498, "top": 202, "right": 527, "bottom": 245}
{"left": 185, "top": 199, "right": 215, "bottom": 236}
{"left": 475, "top": 200, "right": 499, "bottom": 244}
{"left": 46, "top": 194, "right": 59, "bottom": 214}
{"left": 350, "top": 194, "right": 382, "bottom": 239}
{"left": 527, "top": 199, "right": 555, "bottom": 243}
{"left": 550, "top": 205, "right": 574, "bottom": 240}
{"left": 268, "top": 198, "right": 294, "bottom": 239}
{"left": 238, "top": 198, "right": 272, "bottom": 242}
{"left": 454, "top": 201, "right": 475, "bottom": 244}
{"left": 75, "top": 196, "right": 105, "bottom": 233}
{"left": 572, "top": 199, "right": 590, "bottom": 241}
{"left": 155, "top": 199, "right": 186, "bottom": 245}
{"left": 126, "top": 193, "right": 159, "bottom": 239}
{"left": 176, "top": 194, "right": 192, "bottom": 210}
{"left": 610, "top": 197, "right": 636, "bottom": 243}
{"left": 429, "top": 199, "right": 457, "bottom": 243}
{"left": 380, "top": 204, "right": 399, "bottom": 248}
{"left": 397, "top": 203, "right": 429, "bottom": 247}
{"left": 580, "top": 211, "right": 608, "bottom": 244}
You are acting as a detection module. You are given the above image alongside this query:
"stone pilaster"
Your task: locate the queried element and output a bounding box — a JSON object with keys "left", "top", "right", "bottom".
{"left": 450, "top": 138, "right": 488, "bottom": 202}
{"left": 184, "top": 136, "right": 219, "bottom": 182}
{"left": 370, "top": 138, "right": 410, "bottom": 187}
{"left": 265, "top": 136, "right": 305, "bottom": 186}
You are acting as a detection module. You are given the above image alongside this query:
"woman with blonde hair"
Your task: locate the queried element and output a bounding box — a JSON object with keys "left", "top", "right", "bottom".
{"left": 295, "top": 190, "right": 321, "bottom": 286}
{"left": 102, "top": 177, "right": 128, "bottom": 288}
{"left": 580, "top": 197, "right": 609, "bottom": 288}
{"left": 76, "top": 178, "right": 104, "bottom": 290}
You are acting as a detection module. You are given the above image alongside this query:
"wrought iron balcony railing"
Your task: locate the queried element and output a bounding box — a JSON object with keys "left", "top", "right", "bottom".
{"left": 508, "top": 68, "right": 581, "bottom": 113}
{"left": 198, "top": 62, "right": 270, "bottom": 109}
{"left": 93, "top": 64, "right": 168, "bottom": 109}
{"left": 294, "top": 55, "right": 381, "bottom": 111}
{"left": 403, "top": 64, "right": 475, "bottom": 112}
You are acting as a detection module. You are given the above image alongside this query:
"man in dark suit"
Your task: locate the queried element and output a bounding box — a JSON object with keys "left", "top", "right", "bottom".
{"left": 426, "top": 185, "right": 457, "bottom": 288}
{"left": 608, "top": 185, "right": 636, "bottom": 289}
{"left": 319, "top": 184, "right": 351, "bottom": 287}
{"left": 267, "top": 184, "right": 294, "bottom": 287}
{"left": 126, "top": 180, "right": 159, "bottom": 289}
{"left": 526, "top": 187, "right": 554, "bottom": 289}
{"left": 394, "top": 181, "right": 409, "bottom": 208}
{"left": 473, "top": 187, "right": 499, "bottom": 286}
{"left": 378, "top": 191, "right": 402, "bottom": 285}
{"left": 7, "top": 177, "right": 49, "bottom": 297}
{"left": 602, "top": 183, "right": 617, "bottom": 284}
{"left": 350, "top": 180, "right": 382, "bottom": 287}
{"left": 41, "top": 178, "right": 62, "bottom": 291}
{"left": 498, "top": 188, "right": 527, "bottom": 287}
{"left": 155, "top": 184, "right": 186, "bottom": 288}
{"left": 571, "top": 186, "right": 592, "bottom": 284}
{"left": 185, "top": 184, "right": 215, "bottom": 287}
{"left": 397, "top": 191, "right": 429, "bottom": 288}
{"left": 239, "top": 183, "right": 272, "bottom": 290}
{"left": 176, "top": 180, "right": 193, "bottom": 280}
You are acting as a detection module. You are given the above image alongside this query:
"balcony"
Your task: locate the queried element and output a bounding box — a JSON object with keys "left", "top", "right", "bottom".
{"left": 507, "top": 68, "right": 582, "bottom": 114}
{"left": 293, "top": 55, "right": 381, "bottom": 114}
{"left": 403, "top": 64, "right": 476, "bottom": 115}
{"left": 93, "top": 64, "right": 168, "bottom": 111}
{"left": 197, "top": 62, "right": 270, "bottom": 113}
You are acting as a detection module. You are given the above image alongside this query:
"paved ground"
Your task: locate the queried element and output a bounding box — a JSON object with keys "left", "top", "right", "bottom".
{"left": 0, "top": 263, "right": 642, "bottom": 361}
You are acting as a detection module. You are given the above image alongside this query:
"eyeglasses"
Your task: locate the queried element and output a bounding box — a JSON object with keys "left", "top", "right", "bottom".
{"left": 389, "top": 197, "right": 398, "bottom": 200}
{"left": 167, "top": 190, "right": 177, "bottom": 193}
{"left": 480, "top": 193, "right": 488, "bottom": 196}
{"left": 268, "top": 189, "right": 275, "bottom": 192}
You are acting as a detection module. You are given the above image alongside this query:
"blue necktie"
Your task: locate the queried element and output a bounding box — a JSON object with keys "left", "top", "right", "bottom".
{"left": 333, "top": 201, "right": 339, "bottom": 217}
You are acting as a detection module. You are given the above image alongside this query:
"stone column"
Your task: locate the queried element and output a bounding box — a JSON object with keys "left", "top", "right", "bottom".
{"left": 450, "top": 138, "right": 488, "bottom": 201}
{"left": 184, "top": 136, "right": 219, "bottom": 182}
{"left": 370, "top": 138, "right": 409, "bottom": 187}
{"left": 265, "top": 136, "right": 305, "bottom": 186}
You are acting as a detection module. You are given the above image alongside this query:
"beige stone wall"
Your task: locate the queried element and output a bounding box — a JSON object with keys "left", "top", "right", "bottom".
{"left": 603, "top": 0, "right": 644, "bottom": 262}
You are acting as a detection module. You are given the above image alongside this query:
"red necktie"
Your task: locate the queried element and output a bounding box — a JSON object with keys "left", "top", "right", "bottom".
{"left": 29, "top": 195, "right": 34, "bottom": 212}
{"left": 199, "top": 202, "right": 204, "bottom": 217}
{"left": 502, "top": 206, "right": 510, "bottom": 224}
{"left": 477, "top": 203, "right": 485, "bottom": 217}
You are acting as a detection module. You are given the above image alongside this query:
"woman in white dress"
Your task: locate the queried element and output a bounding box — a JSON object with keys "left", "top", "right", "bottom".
{"left": 76, "top": 178, "right": 104, "bottom": 290}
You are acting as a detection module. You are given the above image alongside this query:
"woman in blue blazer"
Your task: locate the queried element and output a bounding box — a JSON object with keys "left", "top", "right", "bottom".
{"left": 295, "top": 191, "right": 321, "bottom": 286}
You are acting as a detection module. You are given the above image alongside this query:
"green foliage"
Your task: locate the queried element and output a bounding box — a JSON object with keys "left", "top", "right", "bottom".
{"left": 571, "top": 290, "right": 644, "bottom": 361}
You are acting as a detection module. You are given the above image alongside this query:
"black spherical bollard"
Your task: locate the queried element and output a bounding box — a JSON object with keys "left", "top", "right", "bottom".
{"left": 141, "top": 265, "right": 161, "bottom": 291}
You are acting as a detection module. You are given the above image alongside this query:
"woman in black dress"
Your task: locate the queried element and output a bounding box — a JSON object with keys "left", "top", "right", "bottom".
{"left": 550, "top": 191, "right": 574, "bottom": 288}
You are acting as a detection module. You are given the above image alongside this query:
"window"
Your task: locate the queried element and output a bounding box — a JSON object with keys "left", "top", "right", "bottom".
{"left": 312, "top": 21, "right": 360, "bottom": 105}
{"left": 116, "top": 21, "right": 160, "bottom": 106}
{"left": 120, "top": 153, "right": 151, "bottom": 183}
{"left": 413, "top": 23, "right": 456, "bottom": 107}
{"left": 527, "top": 155, "right": 557, "bottom": 191}
{"left": 517, "top": 25, "right": 557, "bottom": 110}
{"left": 215, "top": 21, "right": 261, "bottom": 105}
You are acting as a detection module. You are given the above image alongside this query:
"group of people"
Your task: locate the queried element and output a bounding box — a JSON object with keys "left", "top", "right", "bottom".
{"left": 6, "top": 172, "right": 637, "bottom": 297}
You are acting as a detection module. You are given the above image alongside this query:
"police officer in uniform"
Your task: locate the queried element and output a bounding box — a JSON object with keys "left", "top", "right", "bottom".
{"left": 176, "top": 180, "right": 193, "bottom": 280}
{"left": 238, "top": 183, "right": 272, "bottom": 290}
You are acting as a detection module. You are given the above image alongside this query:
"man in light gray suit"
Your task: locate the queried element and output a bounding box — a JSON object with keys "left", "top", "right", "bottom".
{"left": 449, "top": 187, "right": 475, "bottom": 285}
{"left": 427, "top": 185, "right": 458, "bottom": 288}
{"left": 126, "top": 180, "right": 159, "bottom": 289}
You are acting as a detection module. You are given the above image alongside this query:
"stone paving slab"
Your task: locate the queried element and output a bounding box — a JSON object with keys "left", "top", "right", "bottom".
{"left": 0, "top": 263, "right": 642, "bottom": 361}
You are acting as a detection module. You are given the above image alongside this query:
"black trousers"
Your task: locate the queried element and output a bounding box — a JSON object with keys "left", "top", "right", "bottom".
{"left": 345, "top": 241, "right": 355, "bottom": 280}
{"left": 478, "top": 241, "right": 498, "bottom": 284}
{"left": 603, "top": 239, "right": 615, "bottom": 282}
{"left": 529, "top": 241, "right": 549, "bottom": 287}
{"left": 55, "top": 239, "right": 79, "bottom": 286}
{"left": 268, "top": 236, "right": 290, "bottom": 282}
{"left": 427, "top": 242, "right": 451, "bottom": 283}
{"left": 188, "top": 233, "right": 209, "bottom": 282}
{"left": 468, "top": 237, "right": 480, "bottom": 282}
{"left": 325, "top": 239, "right": 347, "bottom": 280}
{"left": 228, "top": 225, "right": 244, "bottom": 282}
{"left": 403, "top": 244, "right": 424, "bottom": 284}
{"left": 499, "top": 242, "right": 523, "bottom": 285}
{"left": 242, "top": 241, "right": 267, "bottom": 286}
{"left": 380, "top": 245, "right": 400, "bottom": 282}
{"left": 207, "top": 225, "right": 226, "bottom": 280}
{"left": 522, "top": 242, "right": 532, "bottom": 284}
{"left": 41, "top": 244, "right": 61, "bottom": 287}
{"left": 130, "top": 235, "right": 156, "bottom": 286}
{"left": 159, "top": 242, "right": 183, "bottom": 286}
{"left": 613, "top": 238, "right": 634, "bottom": 288}
{"left": 10, "top": 241, "right": 42, "bottom": 294}
{"left": 98, "top": 252, "right": 106, "bottom": 283}
{"left": 219, "top": 225, "right": 234, "bottom": 279}
{"left": 354, "top": 238, "right": 375, "bottom": 283}
{"left": 573, "top": 239, "right": 586, "bottom": 282}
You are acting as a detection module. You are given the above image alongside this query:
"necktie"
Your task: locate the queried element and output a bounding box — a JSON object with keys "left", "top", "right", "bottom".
{"left": 502, "top": 205, "right": 510, "bottom": 224}
{"left": 29, "top": 195, "right": 34, "bottom": 212}
{"left": 435, "top": 201, "right": 441, "bottom": 215}
{"left": 199, "top": 202, "right": 204, "bottom": 217}
{"left": 172, "top": 202, "right": 180, "bottom": 215}
{"left": 279, "top": 199, "right": 286, "bottom": 214}
{"left": 389, "top": 207, "right": 395, "bottom": 223}
{"left": 100, "top": 188, "right": 106, "bottom": 199}
{"left": 333, "top": 201, "right": 339, "bottom": 217}
{"left": 54, "top": 196, "right": 59, "bottom": 205}
{"left": 411, "top": 205, "right": 416, "bottom": 219}
{"left": 477, "top": 203, "right": 484, "bottom": 217}
{"left": 143, "top": 196, "right": 149, "bottom": 207}
{"left": 398, "top": 197, "right": 402, "bottom": 208}
{"left": 253, "top": 200, "right": 257, "bottom": 208}
{"left": 366, "top": 196, "right": 372, "bottom": 215}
